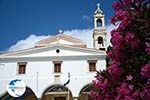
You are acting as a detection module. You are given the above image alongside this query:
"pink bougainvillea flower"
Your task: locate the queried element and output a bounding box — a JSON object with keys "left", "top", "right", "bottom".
{"left": 112, "top": 1, "right": 122, "bottom": 11}
{"left": 145, "top": 42, "right": 150, "bottom": 55}
{"left": 141, "top": 63, "right": 150, "bottom": 78}
{"left": 126, "top": 75, "right": 133, "bottom": 80}
{"left": 125, "top": 32, "right": 140, "bottom": 49}
{"left": 117, "top": 83, "right": 131, "bottom": 96}
{"left": 108, "top": 63, "right": 123, "bottom": 80}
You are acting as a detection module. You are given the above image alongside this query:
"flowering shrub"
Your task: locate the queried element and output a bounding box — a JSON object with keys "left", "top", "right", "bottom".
{"left": 91, "top": 0, "right": 150, "bottom": 100}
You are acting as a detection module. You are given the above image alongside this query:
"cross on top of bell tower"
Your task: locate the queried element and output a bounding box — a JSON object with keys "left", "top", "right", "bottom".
{"left": 94, "top": 3, "right": 103, "bottom": 15}
{"left": 97, "top": 3, "right": 100, "bottom": 9}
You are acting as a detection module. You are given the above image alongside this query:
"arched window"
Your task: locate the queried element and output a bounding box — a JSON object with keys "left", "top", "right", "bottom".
{"left": 98, "top": 36, "right": 104, "bottom": 46}
{"left": 41, "top": 84, "right": 73, "bottom": 100}
{"left": 96, "top": 19, "right": 102, "bottom": 27}
{"left": 79, "top": 84, "right": 93, "bottom": 100}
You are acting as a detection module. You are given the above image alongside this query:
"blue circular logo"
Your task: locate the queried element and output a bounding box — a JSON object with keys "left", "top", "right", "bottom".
{"left": 7, "top": 79, "right": 26, "bottom": 97}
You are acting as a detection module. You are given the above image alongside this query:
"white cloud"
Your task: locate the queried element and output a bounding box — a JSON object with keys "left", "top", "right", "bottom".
{"left": 82, "top": 15, "right": 92, "bottom": 22}
{"left": 64, "top": 29, "right": 93, "bottom": 48}
{"left": 8, "top": 34, "right": 49, "bottom": 52}
{"left": 8, "top": 25, "right": 115, "bottom": 52}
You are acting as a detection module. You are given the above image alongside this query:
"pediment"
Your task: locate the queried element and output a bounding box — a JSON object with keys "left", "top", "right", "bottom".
{"left": 0, "top": 44, "right": 105, "bottom": 58}
{"left": 35, "top": 34, "right": 87, "bottom": 48}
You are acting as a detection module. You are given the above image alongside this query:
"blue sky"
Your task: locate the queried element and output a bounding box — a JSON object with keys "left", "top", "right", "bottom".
{"left": 0, "top": 0, "right": 115, "bottom": 52}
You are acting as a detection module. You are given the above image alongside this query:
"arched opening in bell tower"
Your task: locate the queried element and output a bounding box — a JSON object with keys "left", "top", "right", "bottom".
{"left": 98, "top": 36, "right": 104, "bottom": 46}
{"left": 96, "top": 19, "right": 102, "bottom": 27}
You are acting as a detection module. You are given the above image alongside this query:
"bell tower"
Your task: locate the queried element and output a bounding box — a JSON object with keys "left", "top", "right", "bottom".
{"left": 93, "top": 3, "right": 107, "bottom": 50}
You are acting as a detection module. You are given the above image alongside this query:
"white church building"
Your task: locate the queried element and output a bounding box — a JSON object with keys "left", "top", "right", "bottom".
{"left": 0, "top": 4, "right": 107, "bottom": 100}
